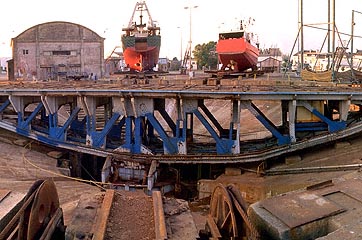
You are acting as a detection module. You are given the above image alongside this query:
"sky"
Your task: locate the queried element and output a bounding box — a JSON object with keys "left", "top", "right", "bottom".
{"left": 0, "top": 0, "right": 362, "bottom": 59}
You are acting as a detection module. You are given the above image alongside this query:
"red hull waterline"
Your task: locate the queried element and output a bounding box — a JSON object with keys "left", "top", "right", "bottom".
{"left": 217, "top": 38, "right": 259, "bottom": 72}
{"left": 123, "top": 46, "right": 160, "bottom": 72}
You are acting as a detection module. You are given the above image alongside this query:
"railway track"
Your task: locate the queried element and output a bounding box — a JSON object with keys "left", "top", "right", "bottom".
{"left": 0, "top": 179, "right": 168, "bottom": 240}
{"left": 92, "top": 189, "right": 167, "bottom": 240}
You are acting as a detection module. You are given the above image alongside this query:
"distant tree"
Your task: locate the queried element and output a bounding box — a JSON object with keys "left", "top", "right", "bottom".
{"left": 282, "top": 54, "right": 290, "bottom": 70}
{"left": 193, "top": 41, "right": 218, "bottom": 70}
{"left": 169, "top": 57, "right": 181, "bottom": 71}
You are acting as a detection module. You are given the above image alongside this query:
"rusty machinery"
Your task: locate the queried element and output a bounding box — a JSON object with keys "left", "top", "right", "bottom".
{"left": 200, "top": 183, "right": 260, "bottom": 240}
{"left": 0, "top": 179, "right": 65, "bottom": 240}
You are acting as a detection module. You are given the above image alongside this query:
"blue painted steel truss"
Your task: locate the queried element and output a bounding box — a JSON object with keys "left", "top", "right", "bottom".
{"left": 0, "top": 95, "right": 350, "bottom": 156}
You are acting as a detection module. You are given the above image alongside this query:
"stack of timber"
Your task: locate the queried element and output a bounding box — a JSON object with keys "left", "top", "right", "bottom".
{"left": 301, "top": 69, "right": 332, "bottom": 82}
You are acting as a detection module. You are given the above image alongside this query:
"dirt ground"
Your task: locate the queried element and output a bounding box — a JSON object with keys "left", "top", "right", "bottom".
{"left": 0, "top": 129, "right": 101, "bottom": 226}
{"left": 105, "top": 190, "right": 155, "bottom": 240}
{"left": 2, "top": 88, "right": 362, "bottom": 239}
{"left": 0, "top": 129, "right": 205, "bottom": 239}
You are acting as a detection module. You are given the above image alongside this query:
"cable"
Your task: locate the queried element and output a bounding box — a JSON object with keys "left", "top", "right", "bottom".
{"left": 21, "top": 141, "right": 110, "bottom": 191}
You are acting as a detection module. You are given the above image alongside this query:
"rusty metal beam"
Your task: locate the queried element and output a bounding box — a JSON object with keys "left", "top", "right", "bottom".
{"left": 92, "top": 189, "right": 115, "bottom": 240}
{"left": 152, "top": 190, "right": 167, "bottom": 240}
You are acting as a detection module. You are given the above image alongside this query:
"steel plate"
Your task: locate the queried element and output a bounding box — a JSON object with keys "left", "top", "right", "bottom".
{"left": 260, "top": 191, "right": 344, "bottom": 228}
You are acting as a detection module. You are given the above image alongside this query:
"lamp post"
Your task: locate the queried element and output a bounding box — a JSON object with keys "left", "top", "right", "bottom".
{"left": 351, "top": 10, "right": 362, "bottom": 70}
{"left": 177, "top": 26, "right": 183, "bottom": 71}
{"left": 184, "top": 5, "right": 198, "bottom": 73}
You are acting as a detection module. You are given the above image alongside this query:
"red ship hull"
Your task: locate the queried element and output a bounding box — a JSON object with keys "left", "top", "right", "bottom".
{"left": 123, "top": 45, "right": 160, "bottom": 72}
{"left": 216, "top": 38, "right": 259, "bottom": 72}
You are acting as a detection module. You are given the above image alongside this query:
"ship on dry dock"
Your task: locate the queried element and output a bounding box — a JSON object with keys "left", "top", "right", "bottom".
{"left": 121, "top": 1, "right": 161, "bottom": 72}
{"left": 216, "top": 18, "right": 259, "bottom": 72}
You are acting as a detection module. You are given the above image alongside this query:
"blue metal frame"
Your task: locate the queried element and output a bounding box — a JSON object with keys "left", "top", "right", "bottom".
{"left": 299, "top": 101, "right": 346, "bottom": 133}
{"left": 0, "top": 99, "right": 10, "bottom": 113}
{"left": 157, "top": 108, "right": 176, "bottom": 136}
{"left": 193, "top": 109, "right": 234, "bottom": 154}
{"left": 18, "top": 102, "right": 44, "bottom": 130}
{"left": 309, "top": 107, "right": 346, "bottom": 133}
{"left": 49, "top": 107, "right": 81, "bottom": 140}
{"left": 108, "top": 116, "right": 126, "bottom": 139}
{"left": 0, "top": 90, "right": 353, "bottom": 156}
{"left": 146, "top": 113, "right": 178, "bottom": 154}
{"left": 90, "top": 112, "right": 121, "bottom": 148}
{"left": 244, "top": 102, "right": 290, "bottom": 145}
{"left": 122, "top": 116, "right": 133, "bottom": 151}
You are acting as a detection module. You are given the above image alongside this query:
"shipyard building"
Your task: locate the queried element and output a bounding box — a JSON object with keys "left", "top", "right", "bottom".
{"left": 10, "top": 21, "right": 104, "bottom": 81}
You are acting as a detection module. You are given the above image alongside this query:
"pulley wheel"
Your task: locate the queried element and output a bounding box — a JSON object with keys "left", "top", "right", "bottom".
{"left": 27, "top": 179, "right": 60, "bottom": 239}
{"left": 209, "top": 183, "right": 238, "bottom": 238}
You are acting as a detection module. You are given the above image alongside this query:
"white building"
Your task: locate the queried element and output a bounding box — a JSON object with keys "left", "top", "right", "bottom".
{"left": 0, "top": 57, "right": 11, "bottom": 73}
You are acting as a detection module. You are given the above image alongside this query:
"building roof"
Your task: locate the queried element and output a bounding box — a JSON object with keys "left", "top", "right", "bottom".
{"left": 12, "top": 21, "right": 104, "bottom": 44}
{"left": 258, "top": 56, "right": 282, "bottom": 62}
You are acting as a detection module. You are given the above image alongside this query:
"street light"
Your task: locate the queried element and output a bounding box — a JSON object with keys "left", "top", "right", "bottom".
{"left": 351, "top": 10, "right": 362, "bottom": 70}
{"left": 177, "top": 26, "right": 183, "bottom": 68}
{"left": 184, "top": 5, "right": 198, "bottom": 73}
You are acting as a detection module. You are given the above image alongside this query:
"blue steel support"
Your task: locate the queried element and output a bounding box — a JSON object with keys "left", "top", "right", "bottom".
{"left": 242, "top": 101, "right": 290, "bottom": 145}
{"left": 109, "top": 116, "right": 126, "bottom": 139}
{"left": 199, "top": 102, "right": 224, "bottom": 133}
{"left": 86, "top": 115, "right": 96, "bottom": 134}
{"left": 229, "top": 122, "right": 234, "bottom": 140}
{"left": 0, "top": 99, "right": 10, "bottom": 113}
{"left": 147, "top": 119, "right": 155, "bottom": 139}
{"left": 146, "top": 113, "right": 177, "bottom": 154}
{"left": 70, "top": 116, "right": 86, "bottom": 139}
{"left": 157, "top": 108, "right": 177, "bottom": 136}
{"left": 301, "top": 101, "right": 346, "bottom": 133}
{"left": 193, "top": 109, "right": 233, "bottom": 154}
{"left": 49, "top": 107, "right": 81, "bottom": 140}
{"left": 18, "top": 102, "right": 44, "bottom": 130}
{"left": 122, "top": 116, "right": 134, "bottom": 151}
{"left": 48, "top": 112, "right": 58, "bottom": 132}
{"left": 133, "top": 117, "right": 143, "bottom": 153}
{"left": 91, "top": 112, "right": 121, "bottom": 148}
{"left": 176, "top": 119, "right": 182, "bottom": 139}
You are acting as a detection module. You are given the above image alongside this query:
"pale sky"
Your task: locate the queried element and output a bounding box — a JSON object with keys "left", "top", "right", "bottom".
{"left": 0, "top": 0, "right": 361, "bottom": 59}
